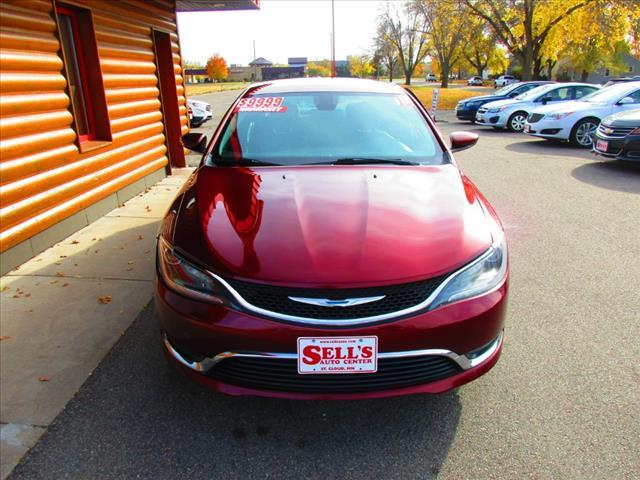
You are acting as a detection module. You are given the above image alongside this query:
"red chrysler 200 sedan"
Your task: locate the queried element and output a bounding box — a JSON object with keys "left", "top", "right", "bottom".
{"left": 155, "top": 78, "right": 508, "bottom": 400}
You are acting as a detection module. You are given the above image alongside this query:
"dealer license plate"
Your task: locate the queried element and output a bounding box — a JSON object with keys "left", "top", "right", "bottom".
{"left": 297, "top": 336, "right": 378, "bottom": 374}
{"left": 596, "top": 139, "right": 608, "bottom": 152}
{"left": 524, "top": 124, "right": 531, "bottom": 133}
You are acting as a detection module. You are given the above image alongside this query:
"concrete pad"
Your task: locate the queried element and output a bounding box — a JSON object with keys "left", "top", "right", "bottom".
{"left": 0, "top": 423, "right": 45, "bottom": 480}
{"left": 6, "top": 217, "right": 160, "bottom": 281}
{"left": 0, "top": 275, "right": 153, "bottom": 426}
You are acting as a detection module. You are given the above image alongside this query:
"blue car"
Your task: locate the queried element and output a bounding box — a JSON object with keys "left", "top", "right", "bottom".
{"left": 455, "top": 81, "right": 554, "bottom": 122}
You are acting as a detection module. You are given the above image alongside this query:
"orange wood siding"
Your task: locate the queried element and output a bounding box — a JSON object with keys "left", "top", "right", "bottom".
{"left": 0, "top": 0, "right": 188, "bottom": 252}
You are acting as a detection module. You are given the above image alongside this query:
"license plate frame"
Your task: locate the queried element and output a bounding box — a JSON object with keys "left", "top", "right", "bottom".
{"left": 297, "top": 336, "right": 378, "bottom": 375}
{"left": 596, "top": 139, "right": 608, "bottom": 152}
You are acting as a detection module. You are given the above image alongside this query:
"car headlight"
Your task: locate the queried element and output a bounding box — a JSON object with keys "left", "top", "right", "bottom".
{"left": 429, "top": 234, "right": 507, "bottom": 310}
{"left": 544, "top": 112, "right": 574, "bottom": 120}
{"left": 488, "top": 106, "right": 508, "bottom": 113}
{"left": 157, "top": 237, "right": 229, "bottom": 304}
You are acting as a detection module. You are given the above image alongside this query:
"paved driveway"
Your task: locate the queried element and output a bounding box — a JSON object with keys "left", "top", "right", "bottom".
{"left": 10, "top": 92, "right": 640, "bottom": 479}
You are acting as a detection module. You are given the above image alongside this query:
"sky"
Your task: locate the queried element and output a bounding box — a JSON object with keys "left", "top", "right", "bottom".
{"left": 177, "top": 0, "right": 384, "bottom": 66}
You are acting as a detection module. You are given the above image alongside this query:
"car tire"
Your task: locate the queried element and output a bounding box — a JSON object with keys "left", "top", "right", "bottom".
{"left": 570, "top": 117, "right": 599, "bottom": 147}
{"left": 507, "top": 111, "right": 528, "bottom": 132}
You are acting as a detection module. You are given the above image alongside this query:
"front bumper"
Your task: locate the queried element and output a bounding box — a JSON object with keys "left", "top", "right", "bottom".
{"left": 475, "top": 110, "right": 507, "bottom": 127}
{"left": 593, "top": 133, "right": 640, "bottom": 161}
{"left": 455, "top": 106, "right": 479, "bottom": 121}
{"left": 155, "top": 273, "right": 508, "bottom": 399}
{"left": 524, "top": 118, "right": 571, "bottom": 140}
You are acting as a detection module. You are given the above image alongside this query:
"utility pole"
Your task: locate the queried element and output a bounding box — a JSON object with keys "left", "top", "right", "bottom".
{"left": 331, "top": 0, "right": 336, "bottom": 77}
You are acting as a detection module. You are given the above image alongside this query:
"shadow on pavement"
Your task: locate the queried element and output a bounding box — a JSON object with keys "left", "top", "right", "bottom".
{"left": 11, "top": 305, "right": 462, "bottom": 480}
{"left": 571, "top": 160, "right": 640, "bottom": 194}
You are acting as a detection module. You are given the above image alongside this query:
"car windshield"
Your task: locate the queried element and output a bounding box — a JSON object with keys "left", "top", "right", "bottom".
{"left": 212, "top": 91, "right": 443, "bottom": 166}
{"left": 515, "top": 84, "right": 555, "bottom": 100}
{"left": 579, "top": 84, "right": 635, "bottom": 103}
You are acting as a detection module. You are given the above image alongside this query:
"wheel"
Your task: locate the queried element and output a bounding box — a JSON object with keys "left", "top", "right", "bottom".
{"left": 570, "top": 118, "right": 599, "bottom": 147}
{"left": 507, "top": 111, "right": 528, "bottom": 132}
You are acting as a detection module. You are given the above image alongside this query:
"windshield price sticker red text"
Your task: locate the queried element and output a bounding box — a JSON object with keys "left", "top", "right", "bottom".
{"left": 235, "top": 97, "right": 287, "bottom": 113}
{"left": 297, "top": 336, "right": 378, "bottom": 374}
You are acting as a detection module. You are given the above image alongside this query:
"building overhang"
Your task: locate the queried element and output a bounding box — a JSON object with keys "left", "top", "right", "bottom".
{"left": 176, "top": 0, "right": 259, "bottom": 12}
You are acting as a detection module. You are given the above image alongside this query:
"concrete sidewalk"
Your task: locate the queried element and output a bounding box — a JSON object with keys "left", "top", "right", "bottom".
{"left": 0, "top": 168, "right": 193, "bottom": 479}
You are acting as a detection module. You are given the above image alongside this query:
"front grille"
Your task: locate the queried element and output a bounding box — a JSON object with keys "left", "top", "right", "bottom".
{"left": 597, "top": 124, "right": 635, "bottom": 138}
{"left": 528, "top": 113, "right": 544, "bottom": 123}
{"left": 208, "top": 355, "right": 462, "bottom": 393}
{"left": 225, "top": 275, "right": 447, "bottom": 320}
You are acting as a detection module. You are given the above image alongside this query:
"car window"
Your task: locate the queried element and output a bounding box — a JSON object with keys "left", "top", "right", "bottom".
{"left": 542, "top": 86, "right": 572, "bottom": 102}
{"left": 213, "top": 92, "right": 443, "bottom": 166}
{"left": 516, "top": 84, "right": 555, "bottom": 100}
{"left": 573, "top": 86, "right": 598, "bottom": 99}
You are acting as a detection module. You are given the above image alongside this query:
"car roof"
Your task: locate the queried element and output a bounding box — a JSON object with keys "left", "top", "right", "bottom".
{"left": 245, "top": 77, "right": 406, "bottom": 94}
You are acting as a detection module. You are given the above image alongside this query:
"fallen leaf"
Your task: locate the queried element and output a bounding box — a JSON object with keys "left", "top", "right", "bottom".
{"left": 138, "top": 235, "right": 144, "bottom": 240}
{"left": 98, "top": 295, "right": 112, "bottom": 304}
{"left": 27, "top": 309, "right": 33, "bottom": 313}
{"left": 70, "top": 240, "right": 80, "bottom": 245}
{"left": 12, "top": 294, "right": 19, "bottom": 298}
{"left": 25, "top": 293, "right": 31, "bottom": 297}
{"left": 127, "top": 260, "right": 134, "bottom": 265}
{"left": 59, "top": 255, "right": 67, "bottom": 258}
{"left": 55, "top": 272, "right": 65, "bottom": 277}
{"left": 55, "top": 261, "right": 61, "bottom": 265}
{"left": 0, "top": 336, "right": 10, "bottom": 341}
{"left": 126, "top": 267, "right": 133, "bottom": 271}
{"left": 118, "top": 203, "right": 125, "bottom": 208}
{"left": 91, "top": 237, "right": 97, "bottom": 241}
{"left": 49, "top": 280, "right": 58, "bottom": 285}
{"left": 38, "top": 376, "right": 51, "bottom": 382}
{"left": 145, "top": 250, "right": 151, "bottom": 254}
{"left": 62, "top": 283, "right": 69, "bottom": 287}
{"left": 1, "top": 286, "right": 9, "bottom": 292}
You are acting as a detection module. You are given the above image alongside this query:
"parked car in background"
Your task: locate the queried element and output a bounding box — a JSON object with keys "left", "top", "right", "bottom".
{"left": 494, "top": 75, "right": 518, "bottom": 88}
{"left": 476, "top": 83, "right": 600, "bottom": 132}
{"left": 603, "top": 76, "right": 640, "bottom": 88}
{"left": 158, "top": 78, "right": 508, "bottom": 399}
{"left": 592, "top": 109, "right": 640, "bottom": 161}
{"left": 467, "top": 76, "right": 483, "bottom": 86}
{"left": 187, "top": 98, "right": 212, "bottom": 128}
{"left": 524, "top": 81, "right": 640, "bottom": 147}
{"left": 426, "top": 73, "right": 437, "bottom": 82}
{"left": 455, "top": 81, "right": 554, "bottom": 122}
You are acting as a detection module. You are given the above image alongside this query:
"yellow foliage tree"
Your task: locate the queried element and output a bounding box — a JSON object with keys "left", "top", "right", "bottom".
{"left": 206, "top": 54, "right": 228, "bottom": 82}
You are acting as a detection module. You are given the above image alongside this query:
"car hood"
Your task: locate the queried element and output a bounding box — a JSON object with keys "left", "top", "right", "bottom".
{"left": 461, "top": 94, "right": 507, "bottom": 104}
{"left": 602, "top": 108, "right": 640, "bottom": 126}
{"left": 482, "top": 98, "right": 522, "bottom": 110}
{"left": 187, "top": 99, "right": 209, "bottom": 108}
{"left": 171, "top": 165, "right": 494, "bottom": 287}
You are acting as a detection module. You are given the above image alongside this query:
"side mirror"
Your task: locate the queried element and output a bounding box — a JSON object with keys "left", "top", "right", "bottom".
{"left": 617, "top": 96, "right": 634, "bottom": 105}
{"left": 540, "top": 96, "right": 552, "bottom": 104}
{"left": 450, "top": 131, "right": 479, "bottom": 153}
{"left": 182, "top": 133, "right": 208, "bottom": 153}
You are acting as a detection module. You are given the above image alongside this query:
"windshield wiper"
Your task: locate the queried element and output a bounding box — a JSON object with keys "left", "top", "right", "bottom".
{"left": 312, "top": 158, "right": 418, "bottom": 166}
{"left": 214, "top": 157, "right": 282, "bottom": 167}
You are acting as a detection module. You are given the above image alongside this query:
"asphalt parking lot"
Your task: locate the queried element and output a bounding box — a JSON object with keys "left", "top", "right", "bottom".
{"left": 10, "top": 91, "right": 640, "bottom": 479}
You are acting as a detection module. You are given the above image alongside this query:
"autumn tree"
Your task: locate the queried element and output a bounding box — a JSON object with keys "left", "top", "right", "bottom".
{"left": 206, "top": 54, "right": 228, "bottom": 82}
{"left": 348, "top": 54, "right": 375, "bottom": 78}
{"left": 460, "top": 16, "right": 508, "bottom": 78}
{"left": 307, "top": 61, "right": 331, "bottom": 77}
{"left": 378, "top": 1, "right": 430, "bottom": 85}
{"left": 374, "top": 23, "right": 399, "bottom": 82}
{"left": 459, "top": 0, "right": 599, "bottom": 80}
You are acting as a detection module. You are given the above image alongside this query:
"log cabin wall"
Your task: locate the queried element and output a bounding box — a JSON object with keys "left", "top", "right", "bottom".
{"left": 0, "top": 0, "right": 189, "bottom": 273}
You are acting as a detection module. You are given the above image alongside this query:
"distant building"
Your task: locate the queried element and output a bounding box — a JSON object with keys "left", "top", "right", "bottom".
{"left": 261, "top": 66, "right": 305, "bottom": 81}
{"left": 288, "top": 57, "right": 308, "bottom": 68}
{"left": 184, "top": 68, "right": 208, "bottom": 83}
{"left": 555, "top": 54, "right": 640, "bottom": 84}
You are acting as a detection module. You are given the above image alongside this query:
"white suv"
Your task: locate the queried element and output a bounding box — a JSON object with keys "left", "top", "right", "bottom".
{"left": 494, "top": 75, "right": 518, "bottom": 88}
{"left": 524, "top": 81, "right": 640, "bottom": 146}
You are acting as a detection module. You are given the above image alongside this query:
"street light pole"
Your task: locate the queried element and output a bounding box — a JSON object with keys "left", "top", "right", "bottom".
{"left": 331, "top": 0, "right": 336, "bottom": 77}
